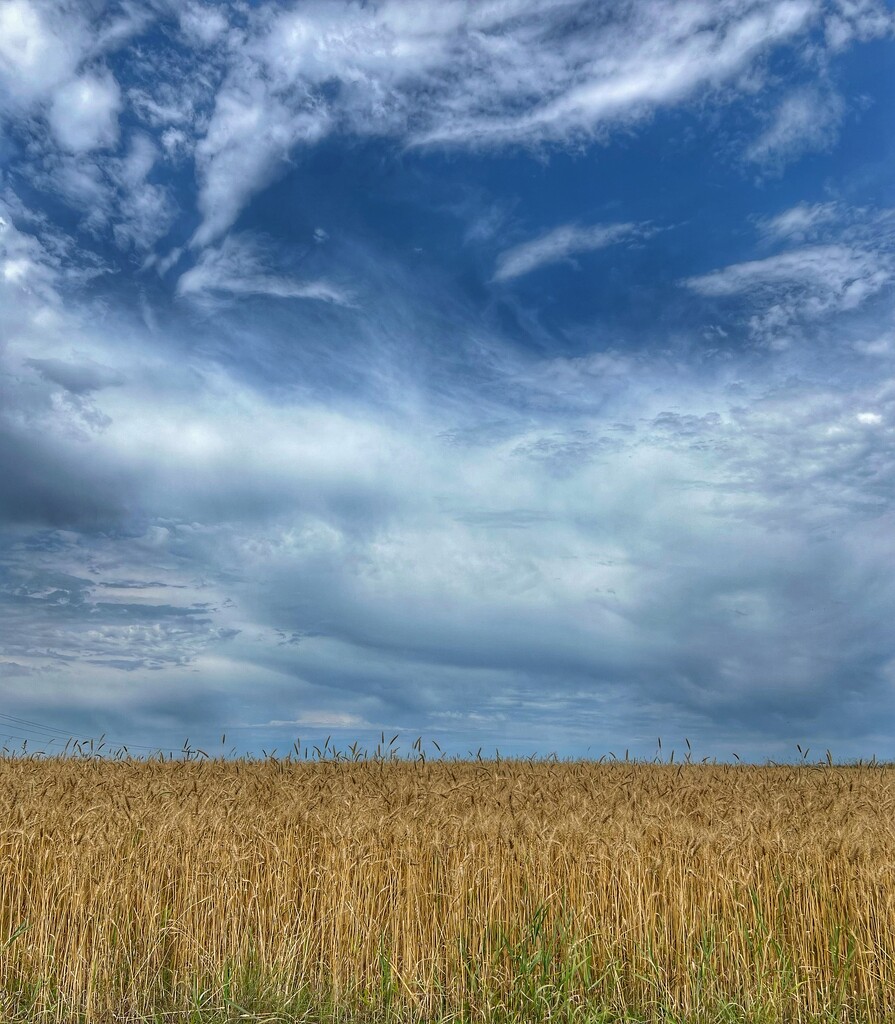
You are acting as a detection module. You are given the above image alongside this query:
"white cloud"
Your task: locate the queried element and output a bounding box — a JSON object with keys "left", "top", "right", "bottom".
{"left": 3, "top": 1, "right": 895, "bottom": 759}
{"left": 824, "top": 0, "right": 894, "bottom": 50}
{"left": 90, "top": 5, "right": 154, "bottom": 56}
{"left": 493, "top": 222, "right": 643, "bottom": 282}
{"left": 4, "top": 0, "right": 891, "bottom": 256}
{"left": 3, "top": 243, "right": 895, "bottom": 754}
{"left": 0, "top": 200, "right": 62, "bottom": 311}
{"left": 0, "top": 0, "right": 146, "bottom": 137}
{"left": 192, "top": 76, "right": 329, "bottom": 247}
{"left": 20, "top": 128, "right": 177, "bottom": 252}
{"left": 685, "top": 244, "right": 894, "bottom": 343}
{"left": 43, "top": 157, "right": 108, "bottom": 214}
{"left": 115, "top": 132, "right": 157, "bottom": 188}
{"left": 853, "top": 334, "right": 893, "bottom": 357}
{"left": 177, "top": 233, "right": 352, "bottom": 305}
{"left": 113, "top": 183, "right": 173, "bottom": 252}
{"left": 110, "top": 134, "right": 175, "bottom": 251}
{"left": 0, "top": 0, "right": 139, "bottom": 166}
{"left": 0, "top": 198, "right": 124, "bottom": 449}
{"left": 409, "top": 0, "right": 819, "bottom": 147}
{"left": 47, "top": 72, "right": 122, "bottom": 153}
{"left": 684, "top": 211, "right": 895, "bottom": 347}
{"left": 0, "top": 191, "right": 107, "bottom": 279}
{"left": 760, "top": 201, "right": 841, "bottom": 241}
{"left": 189, "top": 0, "right": 872, "bottom": 245}
{"left": 178, "top": 2, "right": 229, "bottom": 46}
{"left": 160, "top": 127, "right": 189, "bottom": 158}
{"left": 108, "top": 361, "right": 895, "bottom": 752}
{"left": 264, "top": 711, "right": 371, "bottom": 729}
{"left": 0, "top": 0, "right": 82, "bottom": 104}
{"left": 128, "top": 88, "right": 197, "bottom": 129}
{"left": 746, "top": 85, "right": 845, "bottom": 170}
{"left": 25, "top": 355, "right": 123, "bottom": 394}
{"left": 686, "top": 245, "right": 888, "bottom": 299}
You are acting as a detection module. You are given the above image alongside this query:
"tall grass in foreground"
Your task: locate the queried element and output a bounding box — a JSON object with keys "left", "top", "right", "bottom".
{"left": 0, "top": 745, "right": 893, "bottom": 1023}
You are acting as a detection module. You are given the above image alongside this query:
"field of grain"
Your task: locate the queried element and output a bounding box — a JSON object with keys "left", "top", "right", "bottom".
{"left": 0, "top": 746, "right": 893, "bottom": 1023}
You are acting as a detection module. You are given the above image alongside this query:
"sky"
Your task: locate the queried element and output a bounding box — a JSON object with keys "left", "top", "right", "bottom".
{"left": 1, "top": 0, "right": 894, "bottom": 762}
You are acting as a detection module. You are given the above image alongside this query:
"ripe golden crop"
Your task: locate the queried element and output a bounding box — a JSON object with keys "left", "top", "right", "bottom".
{"left": 0, "top": 753, "right": 893, "bottom": 1022}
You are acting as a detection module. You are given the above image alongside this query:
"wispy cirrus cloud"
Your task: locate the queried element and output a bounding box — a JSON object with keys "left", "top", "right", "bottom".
{"left": 4, "top": 0, "right": 890, "bottom": 257}
{"left": 685, "top": 244, "right": 891, "bottom": 303}
{"left": 185, "top": 0, "right": 888, "bottom": 245}
{"left": 758, "top": 201, "right": 841, "bottom": 241}
{"left": 405, "top": 0, "right": 819, "bottom": 147}
{"left": 746, "top": 85, "right": 845, "bottom": 171}
{"left": 493, "top": 222, "right": 644, "bottom": 282}
{"left": 177, "top": 233, "right": 353, "bottom": 306}
{"left": 684, "top": 205, "right": 895, "bottom": 345}
{"left": 191, "top": 82, "right": 329, "bottom": 249}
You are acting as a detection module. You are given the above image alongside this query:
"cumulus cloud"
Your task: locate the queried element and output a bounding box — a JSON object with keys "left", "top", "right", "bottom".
{"left": 853, "top": 334, "right": 893, "bottom": 357}
{"left": 493, "top": 222, "right": 644, "bottom": 282}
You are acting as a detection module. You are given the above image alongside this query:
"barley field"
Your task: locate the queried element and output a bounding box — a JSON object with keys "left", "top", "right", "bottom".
{"left": 0, "top": 743, "right": 893, "bottom": 1024}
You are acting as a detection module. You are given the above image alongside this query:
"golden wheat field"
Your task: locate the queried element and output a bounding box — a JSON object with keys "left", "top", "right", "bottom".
{"left": 0, "top": 747, "right": 893, "bottom": 1024}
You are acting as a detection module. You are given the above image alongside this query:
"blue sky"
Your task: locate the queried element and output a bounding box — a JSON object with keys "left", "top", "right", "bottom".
{"left": 1, "top": 0, "right": 894, "bottom": 761}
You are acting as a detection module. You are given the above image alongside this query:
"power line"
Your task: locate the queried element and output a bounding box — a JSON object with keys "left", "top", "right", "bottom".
{"left": 0, "top": 712, "right": 205, "bottom": 755}
{"left": 0, "top": 712, "right": 70, "bottom": 740}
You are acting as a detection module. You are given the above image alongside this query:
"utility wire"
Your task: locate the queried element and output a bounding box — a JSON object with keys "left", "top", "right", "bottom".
{"left": 0, "top": 711, "right": 205, "bottom": 755}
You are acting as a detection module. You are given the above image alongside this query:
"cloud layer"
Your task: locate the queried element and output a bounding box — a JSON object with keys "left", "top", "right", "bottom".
{"left": 1, "top": 0, "right": 894, "bottom": 760}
